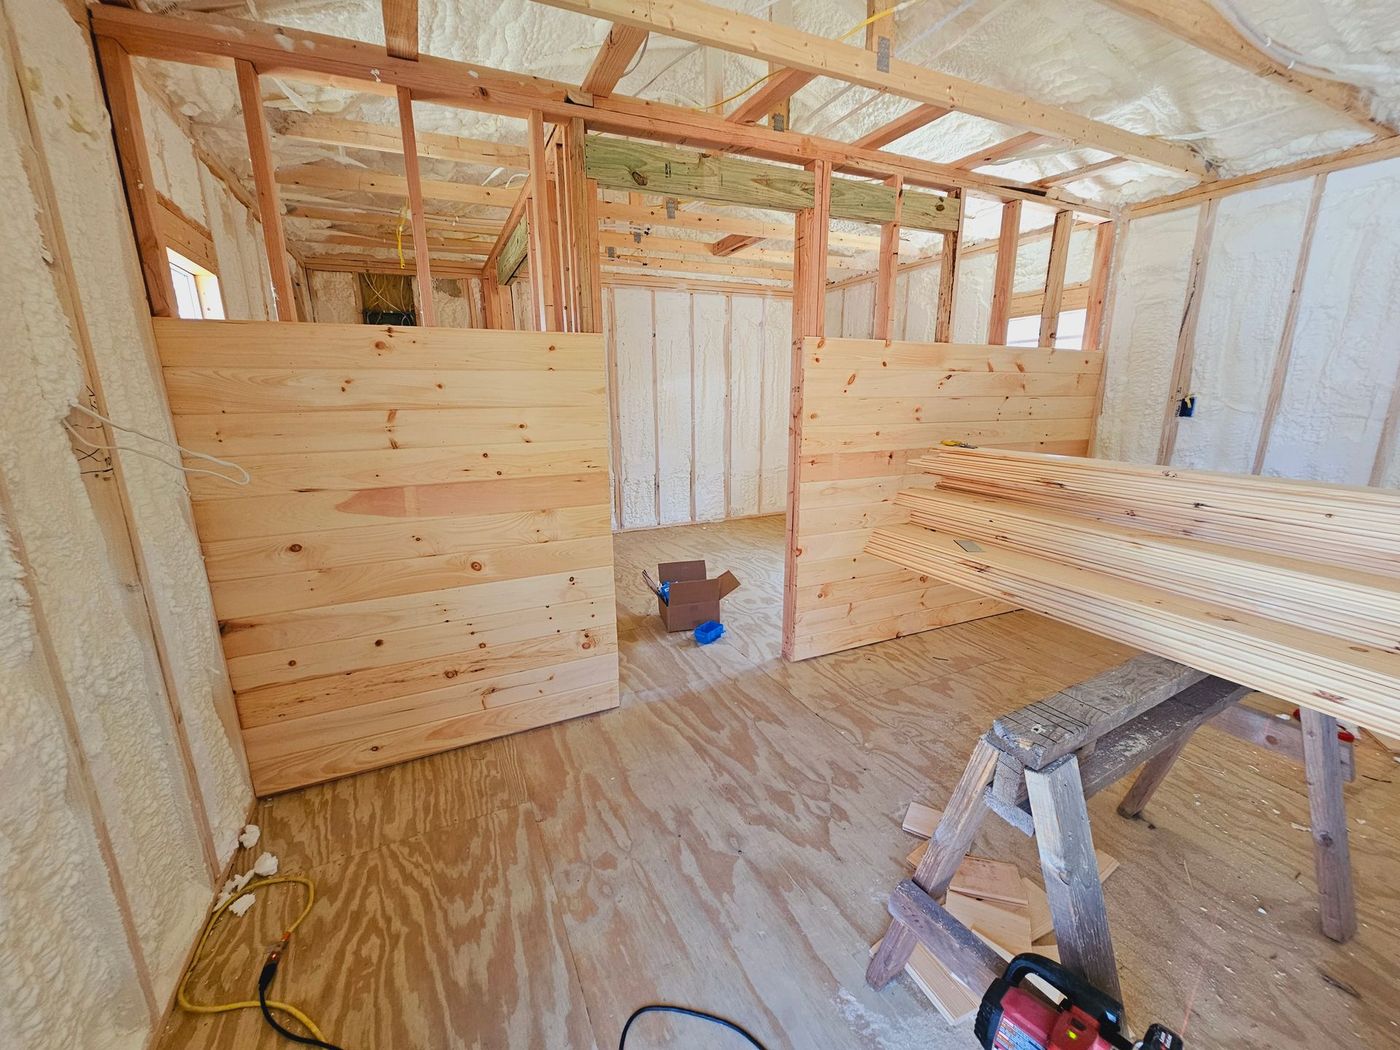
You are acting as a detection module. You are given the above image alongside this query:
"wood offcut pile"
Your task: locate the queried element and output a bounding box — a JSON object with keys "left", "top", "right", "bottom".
{"left": 865, "top": 447, "right": 1400, "bottom": 736}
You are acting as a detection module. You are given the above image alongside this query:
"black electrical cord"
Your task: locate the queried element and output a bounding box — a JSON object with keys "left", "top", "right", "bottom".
{"left": 618, "top": 1004, "right": 769, "bottom": 1049}
{"left": 257, "top": 944, "right": 346, "bottom": 1050}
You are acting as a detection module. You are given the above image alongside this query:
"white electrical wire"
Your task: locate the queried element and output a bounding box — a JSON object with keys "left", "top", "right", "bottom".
{"left": 1204, "top": 0, "right": 1394, "bottom": 84}
{"left": 64, "top": 403, "right": 250, "bottom": 487}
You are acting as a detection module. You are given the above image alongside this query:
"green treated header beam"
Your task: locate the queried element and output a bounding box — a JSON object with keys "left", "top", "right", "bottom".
{"left": 585, "top": 135, "right": 961, "bottom": 233}
{"left": 496, "top": 215, "right": 530, "bottom": 284}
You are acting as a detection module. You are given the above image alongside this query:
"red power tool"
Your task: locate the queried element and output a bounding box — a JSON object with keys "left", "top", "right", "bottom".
{"left": 976, "top": 954, "right": 1183, "bottom": 1050}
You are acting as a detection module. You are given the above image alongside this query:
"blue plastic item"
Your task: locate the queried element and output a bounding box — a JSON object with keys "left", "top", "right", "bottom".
{"left": 658, "top": 581, "right": 671, "bottom": 605}
{"left": 694, "top": 620, "right": 725, "bottom": 645}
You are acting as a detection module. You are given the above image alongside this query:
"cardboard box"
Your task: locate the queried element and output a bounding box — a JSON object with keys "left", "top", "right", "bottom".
{"left": 653, "top": 559, "right": 741, "bottom": 632}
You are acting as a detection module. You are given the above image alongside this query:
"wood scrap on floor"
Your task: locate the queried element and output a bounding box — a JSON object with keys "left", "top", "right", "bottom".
{"left": 869, "top": 938, "right": 982, "bottom": 1025}
{"left": 902, "top": 801, "right": 944, "bottom": 838}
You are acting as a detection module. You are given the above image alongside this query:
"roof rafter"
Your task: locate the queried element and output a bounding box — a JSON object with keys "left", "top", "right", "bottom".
{"left": 271, "top": 112, "right": 528, "bottom": 167}
{"left": 532, "top": 0, "right": 1210, "bottom": 176}
{"left": 582, "top": 24, "right": 648, "bottom": 96}
{"left": 1096, "top": 0, "right": 1390, "bottom": 135}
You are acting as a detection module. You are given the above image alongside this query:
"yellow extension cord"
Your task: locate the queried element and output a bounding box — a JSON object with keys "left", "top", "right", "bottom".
{"left": 177, "top": 874, "right": 334, "bottom": 1044}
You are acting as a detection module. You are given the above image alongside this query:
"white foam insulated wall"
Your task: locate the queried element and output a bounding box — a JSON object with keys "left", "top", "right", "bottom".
{"left": 1099, "top": 158, "right": 1400, "bottom": 488}
{"left": 1, "top": 5, "right": 253, "bottom": 1048}
{"left": 606, "top": 285, "right": 790, "bottom": 530}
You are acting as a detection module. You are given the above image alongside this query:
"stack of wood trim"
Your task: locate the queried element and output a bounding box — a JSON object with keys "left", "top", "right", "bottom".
{"left": 864, "top": 448, "right": 1400, "bottom": 736}
{"left": 784, "top": 338, "right": 1104, "bottom": 661}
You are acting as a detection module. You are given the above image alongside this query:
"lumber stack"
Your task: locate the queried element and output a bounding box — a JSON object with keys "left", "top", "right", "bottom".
{"left": 865, "top": 447, "right": 1400, "bottom": 736}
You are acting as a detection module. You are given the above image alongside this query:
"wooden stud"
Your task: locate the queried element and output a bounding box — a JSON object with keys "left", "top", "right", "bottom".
{"left": 563, "top": 121, "right": 603, "bottom": 332}
{"left": 395, "top": 87, "right": 436, "bottom": 325}
{"left": 234, "top": 60, "right": 298, "bottom": 320}
{"left": 986, "top": 200, "right": 1022, "bottom": 344}
{"left": 93, "top": 37, "right": 176, "bottom": 317}
{"left": 535, "top": 0, "right": 1209, "bottom": 175}
{"left": 1253, "top": 175, "right": 1325, "bottom": 474}
{"left": 1081, "top": 221, "right": 1115, "bottom": 352}
{"left": 526, "top": 111, "right": 561, "bottom": 331}
{"left": 872, "top": 174, "right": 901, "bottom": 341}
{"left": 481, "top": 273, "right": 503, "bottom": 327}
{"left": 1300, "top": 708, "right": 1358, "bottom": 941}
{"left": 780, "top": 159, "right": 830, "bottom": 662}
{"left": 727, "top": 68, "right": 814, "bottom": 128}
{"left": 1039, "top": 209, "right": 1074, "bottom": 347}
{"left": 934, "top": 192, "right": 964, "bottom": 343}
{"left": 1157, "top": 198, "right": 1218, "bottom": 464}
{"left": 1024, "top": 754, "right": 1121, "bottom": 1002}
{"left": 582, "top": 23, "right": 648, "bottom": 96}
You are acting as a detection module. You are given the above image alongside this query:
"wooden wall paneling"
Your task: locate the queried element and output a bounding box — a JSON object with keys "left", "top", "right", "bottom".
{"left": 786, "top": 338, "right": 1105, "bottom": 660}
{"left": 934, "top": 192, "right": 963, "bottom": 343}
{"left": 153, "top": 319, "right": 618, "bottom": 792}
{"left": 233, "top": 60, "right": 298, "bottom": 320}
{"left": 94, "top": 37, "right": 176, "bottom": 317}
{"left": 873, "top": 175, "right": 902, "bottom": 341}
{"left": 1157, "top": 198, "right": 1219, "bottom": 464}
{"left": 1039, "top": 210, "right": 1074, "bottom": 346}
{"left": 987, "top": 200, "right": 1022, "bottom": 344}
{"left": 396, "top": 86, "right": 436, "bottom": 325}
{"left": 782, "top": 160, "right": 831, "bottom": 660}
{"left": 1081, "top": 220, "right": 1115, "bottom": 352}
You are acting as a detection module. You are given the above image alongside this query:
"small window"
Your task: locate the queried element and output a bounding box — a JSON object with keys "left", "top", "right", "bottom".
{"left": 168, "top": 249, "right": 225, "bottom": 320}
{"left": 1004, "top": 314, "right": 1040, "bottom": 348}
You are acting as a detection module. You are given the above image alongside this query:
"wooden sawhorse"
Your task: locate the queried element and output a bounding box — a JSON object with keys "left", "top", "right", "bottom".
{"left": 866, "top": 654, "right": 1357, "bottom": 1009}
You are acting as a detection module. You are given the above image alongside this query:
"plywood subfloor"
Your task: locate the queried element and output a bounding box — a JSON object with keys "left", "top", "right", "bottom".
{"left": 159, "top": 515, "right": 1400, "bottom": 1049}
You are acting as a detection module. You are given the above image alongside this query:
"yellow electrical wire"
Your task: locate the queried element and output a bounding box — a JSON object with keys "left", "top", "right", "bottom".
{"left": 703, "top": 0, "right": 915, "bottom": 111}
{"left": 395, "top": 202, "right": 410, "bottom": 269}
{"left": 177, "top": 874, "right": 334, "bottom": 1045}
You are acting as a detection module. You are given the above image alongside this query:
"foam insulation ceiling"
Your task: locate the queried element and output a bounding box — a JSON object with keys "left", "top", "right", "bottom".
{"left": 142, "top": 0, "right": 1397, "bottom": 251}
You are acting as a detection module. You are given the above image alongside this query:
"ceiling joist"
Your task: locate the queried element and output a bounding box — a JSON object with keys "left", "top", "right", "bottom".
{"left": 582, "top": 24, "right": 648, "bottom": 96}
{"left": 275, "top": 164, "right": 520, "bottom": 209}
{"left": 851, "top": 104, "right": 952, "bottom": 151}
{"left": 1096, "top": 0, "right": 1390, "bottom": 135}
{"left": 531, "top": 0, "right": 1211, "bottom": 176}
{"left": 89, "top": 6, "right": 1107, "bottom": 213}
{"left": 271, "top": 112, "right": 528, "bottom": 168}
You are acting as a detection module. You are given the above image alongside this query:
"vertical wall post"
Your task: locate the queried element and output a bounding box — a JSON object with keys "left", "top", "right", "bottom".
{"left": 562, "top": 120, "right": 602, "bottom": 333}
{"left": 395, "top": 85, "right": 436, "bottom": 325}
{"left": 93, "top": 37, "right": 176, "bottom": 318}
{"left": 1081, "top": 220, "right": 1116, "bottom": 352}
{"left": 781, "top": 159, "right": 831, "bottom": 661}
{"left": 934, "top": 191, "right": 963, "bottom": 343}
{"left": 1039, "top": 209, "right": 1074, "bottom": 347}
{"left": 872, "top": 173, "right": 902, "bottom": 342}
{"left": 1157, "top": 198, "right": 1219, "bottom": 464}
{"left": 234, "top": 59, "right": 298, "bottom": 321}
{"left": 987, "top": 199, "right": 1022, "bottom": 344}
{"left": 526, "top": 110, "right": 561, "bottom": 332}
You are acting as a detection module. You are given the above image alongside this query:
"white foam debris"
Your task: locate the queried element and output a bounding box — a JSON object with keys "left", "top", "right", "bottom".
{"left": 229, "top": 893, "right": 256, "bottom": 917}
{"left": 238, "top": 823, "right": 261, "bottom": 849}
{"left": 252, "top": 852, "right": 279, "bottom": 877}
{"left": 231, "top": 870, "right": 254, "bottom": 893}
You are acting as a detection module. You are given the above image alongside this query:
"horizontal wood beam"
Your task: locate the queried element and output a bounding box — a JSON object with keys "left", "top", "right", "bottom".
{"left": 311, "top": 232, "right": 489, "bottom": 255}
{"left": 1129, "top": 134, "right": 1400, "bottom": 217}
{"left": 597, "top": 199, "right": 883, "bottom": 249}
{"left": 582, "top": 23, "right": 648, "bottom": 96}
{"left": 301, "top": 253, "right": 481, "bottom": 276}
{"left": 1096, "top": 0, "right": 1389, "bottom": 134}
{"left": 89, "top": 5, "right": 1107, "bottom": 214}
{"left": 601, "top": 251, "right": 789, "bottom": 282}
{"left": 533, "top": 0, "right": 1210, "bottom": 176}
{"left": 275, "top": 164, "right": 519, "bottom": 209}
{"left": 727, "top": 68, "right": 815, "bottom": 127}
{"left": 951, "top": 132, "right": 1053, "bottom": 170}
{"left": 270, "top": 111, "right": 528, "bottom": 167}
{"left": 603, "top": 269, "right": 793, "bottom": 296}
{"left": 285, "top": 203, "right": 504, "bottom": 235}
{"left": 586, "top": 135, "right": 958, "bottom": 232}
{"left": 599, "top": 230, "right": 865, "bottom": 269}
{"left": 852, "top": 103, "right": 951, "bottom": 150}
{"left": 1033, "top": 156, "right": 1126, "bottom": 188}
